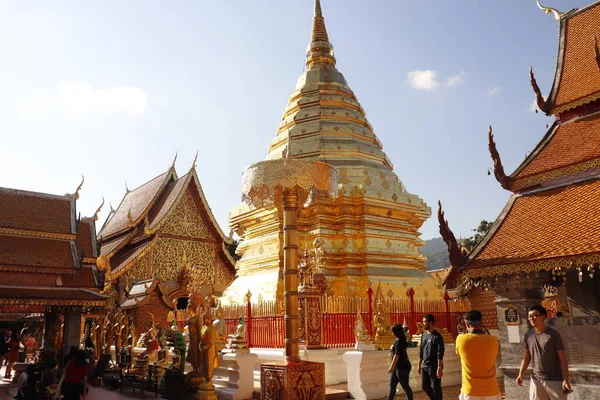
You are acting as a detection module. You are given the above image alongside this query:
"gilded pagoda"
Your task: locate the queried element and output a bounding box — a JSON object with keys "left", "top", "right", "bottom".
{"left": 441, "top": 2, "right": 600, "bottom": 398}
{"left": 225, "top": 0, "right": 438, "bottom": 304}
{"left": 97, "top": 160, "right": 236, "bottom": 332}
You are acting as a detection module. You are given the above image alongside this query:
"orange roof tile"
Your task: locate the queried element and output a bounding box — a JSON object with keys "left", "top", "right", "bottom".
{"left": 99, "top": 171, "right": 172, "bottom": 238}
{"left": 551, "top": 3, "right": 600, "bottom": 111}
{"left": 0, "top": 235, "right": 77, "bottom": 272}
{"left": 0, "top": 188, "right": 73, "bottom": 234}
{"left": 467, "top": 178, "right": 600, "bottom": 269}
{"left": 76, "top": 219, "right": 97, "bottom": 257}
{"left": 512, "top": 116, "right": 600, "bottom": 181}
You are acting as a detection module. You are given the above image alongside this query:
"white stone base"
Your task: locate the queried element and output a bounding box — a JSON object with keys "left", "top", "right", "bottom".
{"left": 214, "top": 352, "right": 258, "bottom": 400}
{"left": 342, "top": 346, "right": 462, "bottom": 400}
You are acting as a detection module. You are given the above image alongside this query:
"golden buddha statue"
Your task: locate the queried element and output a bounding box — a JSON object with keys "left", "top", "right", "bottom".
{"left": 225, "top": 317, "right": 249, "bottom": 353}
{"left": 186, "top": 293, "right": 204, "bottom": 376}
{"left": 200, "top": 310, "right": 219, "bottom": 391}
{"left": 103, "top": 313, "right": 114, "bottom": 355}
{"left": 373, "top": 301, "right": 395, "bottom": 350}
{"left": 541, "top": 284, "right": 564, "bottom": 318}
{"left": 212, "top": 305, "right": 227, "bottom": 352}
{"left": 354, "top": 310, "right": 374, "bottom": 351}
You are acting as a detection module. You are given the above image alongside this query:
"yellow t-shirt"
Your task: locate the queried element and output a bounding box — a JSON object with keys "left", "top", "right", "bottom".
{"left": 455, "top": 332, "right": 500, "bottom": 396}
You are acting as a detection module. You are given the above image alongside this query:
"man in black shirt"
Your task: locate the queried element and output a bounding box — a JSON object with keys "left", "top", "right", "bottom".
{"left": 418, "top": 314, "right": 444, "bottom": 400}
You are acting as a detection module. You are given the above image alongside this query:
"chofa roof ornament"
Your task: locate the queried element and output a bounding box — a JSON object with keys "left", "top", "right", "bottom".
{"left": 536, "top": 0, "right": 566, "bottom": 21}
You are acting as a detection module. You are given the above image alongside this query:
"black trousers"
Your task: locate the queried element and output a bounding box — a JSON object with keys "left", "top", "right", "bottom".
{"left": 421, "top": 368, "right": 442, "bottom": 400}
{"left": 387, "top": 367, "right": 413, "bottom": 400}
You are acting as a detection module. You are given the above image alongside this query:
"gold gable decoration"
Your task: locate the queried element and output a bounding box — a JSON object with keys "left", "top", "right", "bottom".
{"left": 161, "top": 189, "right": 212, "bottom": 239}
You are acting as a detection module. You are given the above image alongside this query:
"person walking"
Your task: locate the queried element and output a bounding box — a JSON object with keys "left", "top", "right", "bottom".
{"left": 455, "top": 310, "right": 501, "bottom": 400}
{"left": 517, "top": 304, "right": 572, "bottom": 399}
{"left": 5, "top": 329, "right": 22, "bottom": 379}
{"left": 387, "top": 324, "right": 413, "bottom": 400}
{"left": 417, "top": 314, "right": 444, "bottom": 400}
{"left": 57, "top": 349, "right": 88, "bottom": 400}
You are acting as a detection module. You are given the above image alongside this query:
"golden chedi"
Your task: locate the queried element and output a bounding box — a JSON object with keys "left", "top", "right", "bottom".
{"left": 225, "top": 0, "right": 438, "bottom": 304}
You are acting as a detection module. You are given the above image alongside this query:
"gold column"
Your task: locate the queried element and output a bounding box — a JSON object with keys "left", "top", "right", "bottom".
{"left": 282, "top": 188, "right": 300, "bottom": 361}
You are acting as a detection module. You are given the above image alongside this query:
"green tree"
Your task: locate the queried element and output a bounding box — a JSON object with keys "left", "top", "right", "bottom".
{"left": 463, "top": 220, "right": 493, "bottom": 249}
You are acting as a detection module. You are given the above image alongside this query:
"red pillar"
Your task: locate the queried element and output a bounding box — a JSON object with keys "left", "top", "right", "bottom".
{"left": 444, "top": 292, "right": 451, "bottom": 337}
{"left": 367, "top": 287, "right": 374, "bottom": 337}
{"left": 407, "top": 287, "right": 416, "bottom": 332}
{"left": 246, "top": 295, "right": 253, "bottom": 348}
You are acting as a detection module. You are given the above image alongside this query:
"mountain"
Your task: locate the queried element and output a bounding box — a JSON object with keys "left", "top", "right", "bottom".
{"left": 420, "top": 237, "right": 450, "bottom": 271}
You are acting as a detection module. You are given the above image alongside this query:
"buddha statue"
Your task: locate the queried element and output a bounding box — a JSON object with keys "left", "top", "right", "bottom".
{"left": 372, "top": 301, "right": 395, "bottom": 350}
{"left": 354, "top": 311, "right": 375, "bottom": 351}
{"left": 200, "top": 310, "right": 219, "bottom": 391}
{"left": 225, "top": 317, "right": 249, "bottom": 353}
{"left": 186, "top": 293, "right": 204, "bottom": 376}
{"left": 212, "top": 305, "right": 227, "bottom": 352}
{"left": 541, "top": 284, "right": 563, "bottom": 318}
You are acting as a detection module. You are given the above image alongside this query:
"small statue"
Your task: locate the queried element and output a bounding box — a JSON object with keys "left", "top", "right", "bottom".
{"left": 200, "top": 310, "right": 219, "bottom": 390}
{"left": 103, "top": 313, "right": 114, "bottom": 355}
{"left": 186, "top": 293, "right": 204, "bottom": 375}
{"left": 415, "top": 322, "right": 425, "bottom": 336}
{"left": 372, "top": 301, "right": 395, "bottom": 350}
{"left": 213, "top": 305, "right": 227, "bottom": 352}
{"left": 457, "top": 315, "right": 467, "bottom": 335}
{"left": 541, "top": 284, "right": 563, "bottom": 318}
{"left": 354, "top": 311, "right": 374, "bottom": 351}
{"left": 225, "top": 317, "right": 249, "bottom": 353}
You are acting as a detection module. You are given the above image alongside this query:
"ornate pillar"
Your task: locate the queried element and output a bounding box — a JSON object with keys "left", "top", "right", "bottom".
{"left": 282, "top": 188, "right": 300, "bottom": 361}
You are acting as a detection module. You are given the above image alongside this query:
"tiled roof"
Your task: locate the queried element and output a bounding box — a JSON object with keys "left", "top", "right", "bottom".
{"left": 99, "top": 234, "right": 130, "bottom": 257}
{"left": 0, "top": 285, "right": 106, "bottom": 301}
{"left": 61, "top": 265, "right": 99, "bottom": 288}
{"left": 147, "top": 174, "right": 189, "bottom": 229}
{"left": 0, "top": 235, "right": 77, "bottom": 272}
{"left": 466, "top": 178, "right": 600, "bottom": 269}
{"left": 76, "top": 218, "right": 97, "bottom": 258}
{"left": 0, "top": 188, "right": 73, "bottom": 234}
{"left": 512, "top": 116, "right": 600, "bottom": 181}
{"left": 99, "top": 171, "right": 172, "bottom": 238}
{"left": 110, "top": 241, "right": 152, "bottom": 276}
{"left": 551, "top": 3, "right": 600, "bottom": 111}
{"left": 0, "top": 266, "right": 98, "bottom": 288}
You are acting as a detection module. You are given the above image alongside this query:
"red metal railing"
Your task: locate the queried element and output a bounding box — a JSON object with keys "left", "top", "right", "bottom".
{"left": 221, "top": 288, "right": 470, "bottom": 349}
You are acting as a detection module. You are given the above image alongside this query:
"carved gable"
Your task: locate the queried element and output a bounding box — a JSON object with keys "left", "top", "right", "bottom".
{"left": 160, "top": 188, "right": 212, "bottom": 239}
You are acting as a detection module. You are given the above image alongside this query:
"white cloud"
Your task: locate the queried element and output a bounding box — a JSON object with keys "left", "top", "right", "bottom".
{"left": 529, "top": 98, "right": 538, "bottom": 113}
{"left": 444, "top": 71, "right": 467, "bottom": 88}
{"left": 487, "top": 86, "right": 502, "bottom": 97}
{"left": 56, "top": 82, "right": 148, "bottom": 116}
{"left": 407, "top": 70, "right": 440, "bottom": 91}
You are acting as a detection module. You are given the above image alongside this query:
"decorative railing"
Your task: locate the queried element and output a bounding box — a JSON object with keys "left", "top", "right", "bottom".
{"left": 222, "top": 288, "right": 471, "bottom": 349}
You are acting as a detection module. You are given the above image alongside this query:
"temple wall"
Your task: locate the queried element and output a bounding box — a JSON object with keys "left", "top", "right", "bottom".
{"left": 493, "top": 272, "right": 600, "bottom": 400}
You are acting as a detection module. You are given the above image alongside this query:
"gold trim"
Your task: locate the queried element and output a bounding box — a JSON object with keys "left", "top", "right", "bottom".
{"left": 82, "top": 257, "right": 97, "bottom": 264}
{"left": 511, "top": 156, "right": 600, "bottom": 190}
{"left": 0, "top": 227, "right": 76, "bottom": 240}
{"left": 0, "top": 299, "right": 105, "bottom": 307}
{"left": 552, "top": 90, "right": 600, "bottom": 114}
{"left": 462, "top": 253, "right": 600, "bottom": 278}
{"left": 109, "top": 239, "right": 158, "bottom": 280}
{"left": 0, "top": 265, "right": 77, "bottom": 274}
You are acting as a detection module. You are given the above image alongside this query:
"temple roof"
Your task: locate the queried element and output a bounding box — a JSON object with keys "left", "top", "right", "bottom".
{"left": 509, "top": 114, "right": 600, "bottom": 191}
{"left": 459, "top": 176, "right": 600, "bottom": 278}
{"left": 0, "top": 186, "right": 101, "bottom": 292}
{"left": 547, "top": 1, "right": 600, "bottom": 114}
{"left": 0, "top": 285, "right": 106, "bottom": 306}
{"left": 99, "top": 170, "right": 174, "bottom": 239}
{"left": 99, "top": 166, "right": 236, "bottom": 280}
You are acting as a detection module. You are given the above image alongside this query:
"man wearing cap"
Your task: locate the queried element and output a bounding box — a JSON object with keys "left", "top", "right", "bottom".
{"left": 455, "top": 310, "right": 501, "bottom": 400}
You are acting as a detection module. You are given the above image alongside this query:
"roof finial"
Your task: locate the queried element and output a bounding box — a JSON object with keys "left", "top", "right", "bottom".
{"left": 536, "top": 0, "right": 565, "bottom": 21}
{"left": 171, "top": 152, "right": 178, "bottom": 170}
{"left": 74, "top": 175, "right": 84, "bottom": 200}
{"left": 93, "top": 197, "right": 105, "bottom": 221}
{"left": 109, "top": 202, "right": 114, "bottom": 213}
{"left": 125, "top": 182, "right": 130, "bottom": 194}
{"left": 191, "top": 151, "right": 198, "bottom": 170}
{"left": 306, "top": 0, "right": 335, "bottom": 68}
{"left": 529, "top": 66, "right": 549, "bottom": 115}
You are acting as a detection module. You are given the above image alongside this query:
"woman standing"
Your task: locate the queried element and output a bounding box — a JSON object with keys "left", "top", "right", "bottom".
{"left": 387, "top": 324, "right": 413, "bottom": 400}
{"left": 5, "top": 330, "right": 22, "bottom": 379}
{"left": 57, "top": 349, "right": 88, "bottom": 400}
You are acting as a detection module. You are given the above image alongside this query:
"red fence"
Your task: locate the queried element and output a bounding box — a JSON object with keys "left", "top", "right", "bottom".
{"left": 222, "top": 288, "right": 470, "bottom": 348}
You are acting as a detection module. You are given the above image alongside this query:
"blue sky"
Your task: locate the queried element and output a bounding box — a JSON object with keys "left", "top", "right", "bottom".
{"left": 0, "top": 0, "right": 590, "bottom": 240}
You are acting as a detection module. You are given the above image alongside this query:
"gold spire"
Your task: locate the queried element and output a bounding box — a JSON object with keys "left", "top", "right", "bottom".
{"left": 306, "top": 0, "right": 335, "bottom": 68}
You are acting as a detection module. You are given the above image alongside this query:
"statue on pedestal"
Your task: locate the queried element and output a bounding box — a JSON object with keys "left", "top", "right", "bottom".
{"left": 103, "top": 312, "right": 114, "bottom": 355}
{"left": 185, "top": 293, "right": 204, "bottom": 377}
{"left": 225, "top": 317, "right": 249, "bottom": 353}
{"left": 199, "top": 310, "right": 219, "bottom": 391}
{"left": 373, "top": 301, "right": 395, "bottom": 350}
{"left": 354, "top": 310, "right": 375, "bottom": 351}
{"left": 212, "top": 305, "right": 227, "bottom": 352}
{"left": 541, "top": 284, "right": 564, "bottom": 318}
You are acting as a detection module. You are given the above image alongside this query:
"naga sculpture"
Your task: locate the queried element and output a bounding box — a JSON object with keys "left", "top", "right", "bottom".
{"left": 437, "top": 201, "right": 464, "bottom": 268}
{"left": 529, "top": 66, "right": 549, "bottom": 115}
{"left": 488, "top": 126, "right": 510, "bottom": 190}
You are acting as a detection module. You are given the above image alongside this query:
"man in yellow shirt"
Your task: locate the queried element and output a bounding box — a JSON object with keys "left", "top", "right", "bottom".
{"left": 455, "top": 310, "right": 501, "bottom": 400}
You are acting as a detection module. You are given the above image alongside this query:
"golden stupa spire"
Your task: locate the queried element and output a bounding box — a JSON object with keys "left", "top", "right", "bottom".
{"left": 306, "top": 0, "right": 336, "bottom": 68}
